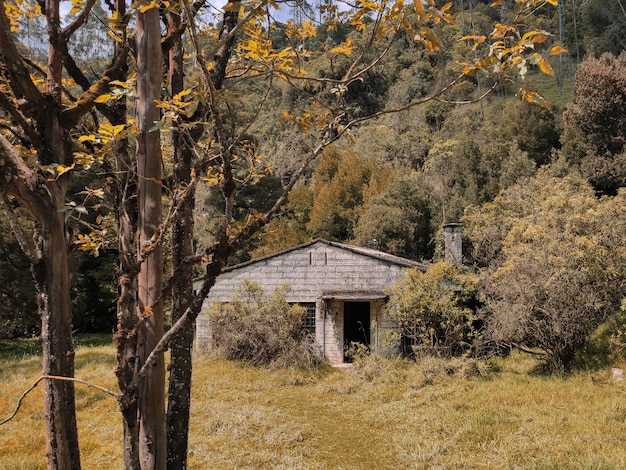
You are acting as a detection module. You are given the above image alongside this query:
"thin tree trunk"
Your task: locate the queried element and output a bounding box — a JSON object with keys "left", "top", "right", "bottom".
{"left": 109, "top": 0, "right": 141, "bottom": 465}
{"left": 165, "top": 4, "right": 240, "bottom": 465}
{"left": 136, "top": 5, "right": 166, "bottom": 469}
{"left": 166, "top": 5, "right": 195, "bottom": 469}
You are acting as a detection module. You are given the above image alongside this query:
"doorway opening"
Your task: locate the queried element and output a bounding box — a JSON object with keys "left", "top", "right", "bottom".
{"left": 343, "top": 301, "right": 370, "bottom": 362}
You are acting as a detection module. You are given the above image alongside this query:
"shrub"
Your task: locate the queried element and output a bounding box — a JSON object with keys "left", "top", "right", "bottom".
{"left": 206, "top": 280, "right": 324, "bottom": 368}
{"left": 386, "top": 262, "right": 481, "bottom": 358}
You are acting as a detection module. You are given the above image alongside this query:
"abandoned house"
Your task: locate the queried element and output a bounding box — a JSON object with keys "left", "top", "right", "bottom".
{"left": 195, "top": 238, "right": 433, "bottom": 364}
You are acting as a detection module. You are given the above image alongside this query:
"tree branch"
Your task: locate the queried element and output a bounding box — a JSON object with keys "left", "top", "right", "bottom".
{"left": 61, "top": 0, "right": 98, "bottom": 39}
{"left": 0, "top": 374, "right": 119, "bottom": 426}
{"left": 0, "top": 0, "right": 44, "bottom": 108}
{"left": 0, "top": 132, "right": 53, "bottom": 225}
{"left": 0, "top": 195, "right": 37, "bottom": 263}
{"left": 61, "top": 45, "right": 130, "bottom": 128}
{"left": 511, "top": 343, "right": 548, "bottom": 357}
{"left": 0, "top": 377, "right": 42, "bottom": 426}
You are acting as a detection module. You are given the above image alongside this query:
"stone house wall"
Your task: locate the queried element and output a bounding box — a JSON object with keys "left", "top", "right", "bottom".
{"left": 195, "top": 239, "right": 428, "bottom": 364}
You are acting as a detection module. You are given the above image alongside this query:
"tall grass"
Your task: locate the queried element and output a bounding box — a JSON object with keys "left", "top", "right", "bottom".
{"left": 1, "top": 337, "right": 625, "bottom": 469}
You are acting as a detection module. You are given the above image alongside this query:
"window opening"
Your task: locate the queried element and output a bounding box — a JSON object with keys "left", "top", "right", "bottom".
{"left": 299, "top": 302, "right": 316, "bottom": 335}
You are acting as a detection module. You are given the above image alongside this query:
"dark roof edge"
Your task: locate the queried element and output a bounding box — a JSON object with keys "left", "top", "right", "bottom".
{"left": 325, "top": 239, "right": 429, "bottom": 271}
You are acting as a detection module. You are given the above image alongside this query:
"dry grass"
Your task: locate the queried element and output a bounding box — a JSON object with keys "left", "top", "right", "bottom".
{"left": 1, "top": 337, "right": 625, "bottom": 469}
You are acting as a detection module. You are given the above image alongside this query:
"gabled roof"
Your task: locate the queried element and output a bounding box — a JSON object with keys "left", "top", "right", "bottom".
{"left": 220, "top": 238, "right": 429, "bottom": 273}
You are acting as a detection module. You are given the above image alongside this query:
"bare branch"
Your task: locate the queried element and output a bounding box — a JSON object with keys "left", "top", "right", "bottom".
{"left": 43, "top": 374, "right": 120, "bottom": 399}
{"left": 0, "top": 377, "right": 42, "bottom": 426}
{"left": 337, "top": 73, "right": 498, "bottom": 133}
{"left": 511, "top": 343, "right": 548, "bottom": 357}
{"left": 0, "top": 374, "right": 119, "bottom": 426}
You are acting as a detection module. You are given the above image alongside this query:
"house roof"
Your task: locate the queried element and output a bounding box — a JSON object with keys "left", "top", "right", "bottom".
{"left": 219, "top": 238, "right": 430, "bottom": 274}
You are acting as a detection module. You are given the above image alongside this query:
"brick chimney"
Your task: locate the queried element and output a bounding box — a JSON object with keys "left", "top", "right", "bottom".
{"left": 443, "top": 223, "right": 463, "bottom": 265}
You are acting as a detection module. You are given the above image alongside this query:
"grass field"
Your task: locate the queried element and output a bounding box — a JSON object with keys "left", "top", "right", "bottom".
{"left": 1, "top": 335, "right": 625, "bottom": 469}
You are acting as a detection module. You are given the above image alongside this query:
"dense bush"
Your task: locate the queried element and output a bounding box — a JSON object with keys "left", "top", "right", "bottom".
{"left": 464, "top": 170, "right": 626, "bottom": 370}
{"left": 386, "top": 262, "right": 481, "bottom": 358}
{"left": 561, "top": 53, "right": 626, "bottom": 195}
{"left": 206, "top": 281, "right": 324, "bottom": 368}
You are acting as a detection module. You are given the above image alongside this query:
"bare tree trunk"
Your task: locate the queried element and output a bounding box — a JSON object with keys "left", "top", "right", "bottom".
{"left": 136, "top": 5, "right": 166, "bottom": 469}
{"left": 165, "top": 4, "right": 239, "bottom": 465}
{"left": 108, "top": 0, "right": 141, "bottom": 466}
{"left": 165, "top": 5, "right": 195, "bottom": 469}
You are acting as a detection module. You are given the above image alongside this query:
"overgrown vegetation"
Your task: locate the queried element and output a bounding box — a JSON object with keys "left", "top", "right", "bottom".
{"left": 385, "top": 262, "right": 481, "bottom": 358}
{"left": 1, "top": 339, "right": 625, "bottom": 469}
{"left": 464, "top": 170, "right": 626, "bottom": 370}
{"left": 205, "top": 281, "right": 324, "bottom": 368}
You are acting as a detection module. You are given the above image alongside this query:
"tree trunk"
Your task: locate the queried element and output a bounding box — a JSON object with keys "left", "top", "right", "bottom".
{"left": 165, "top": 6, "right": 195, "bottom": 468}
{"left": 33, "top": 208, "right": 81, "bottom": 470}
{"left": 165, "top": 6, "right": 192, "bottom": 469}
{"left": 165, "top": 4, "right": 241, "bottom": 465}
{"left": 108, "top": 0, "right": 141, "bottom": 465}
{"left": 136, "top": 5, "right": 166, "bottom": 469}
{"left": 36, "top": 0, "right": 81, "bottom": 467}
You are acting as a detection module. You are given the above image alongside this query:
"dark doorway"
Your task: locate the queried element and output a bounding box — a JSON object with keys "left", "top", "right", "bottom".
{"left": 343, "top": 301, "right": 370, "bottom": 362}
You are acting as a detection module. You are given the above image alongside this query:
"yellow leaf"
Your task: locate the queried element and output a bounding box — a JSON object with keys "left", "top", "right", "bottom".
{"left": 96, "top": 214, "right": 103, "bottom": 225}
{"left": 330, "top": 38, "right": 353, "bottom": 56}
{"left": 173, "top": 89, "right": 192, "bottom": 100}
{"left": 522, "top": 30, "right": 550, "bottom": 43}
{"left": 94, "top": 94, "right": 112, "bottom": 103}
{"left": 462, "top": 65, "right": 477, "bottom": 76}
{"left": 108, "top": 10, "right": 121, "bottom": 28}
{"left": 537, "top": 57, "right": 554, "bottom": 76}
{"left": 112, "top": 124, "right": 126, "bottom": 136}
{"left": 461, "top": 34, "right": 486, "bottom": 43}
{"left": 416, "top": 27, "right": 440, "bottom": 52}
{"left": 549, "top": 45, "right": 568, "bottom": 55}
{"left": 439, "top": 2, "right": 456, "bottom": 24}
{"left": 139, "top": 1, "right": 159, "bottom": 13}
{"left": 519, "top": 89, "right": 551, "bottom": 110}
{"left": 57, "top": 164, "right": 75, "bottom": 177}
{"left": 202, "top": 175, "right": 219, "bottom": 185}
{"left": 110, "top": 80, "right": 132, "bottom": 89}
{"left": 413, "top": 0, "right": 425, "bottom": 21}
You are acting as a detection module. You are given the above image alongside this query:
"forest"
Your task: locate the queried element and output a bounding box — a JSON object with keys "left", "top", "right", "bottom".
{"left": 0, "top": 0, "right": 625, "bottom": 468}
